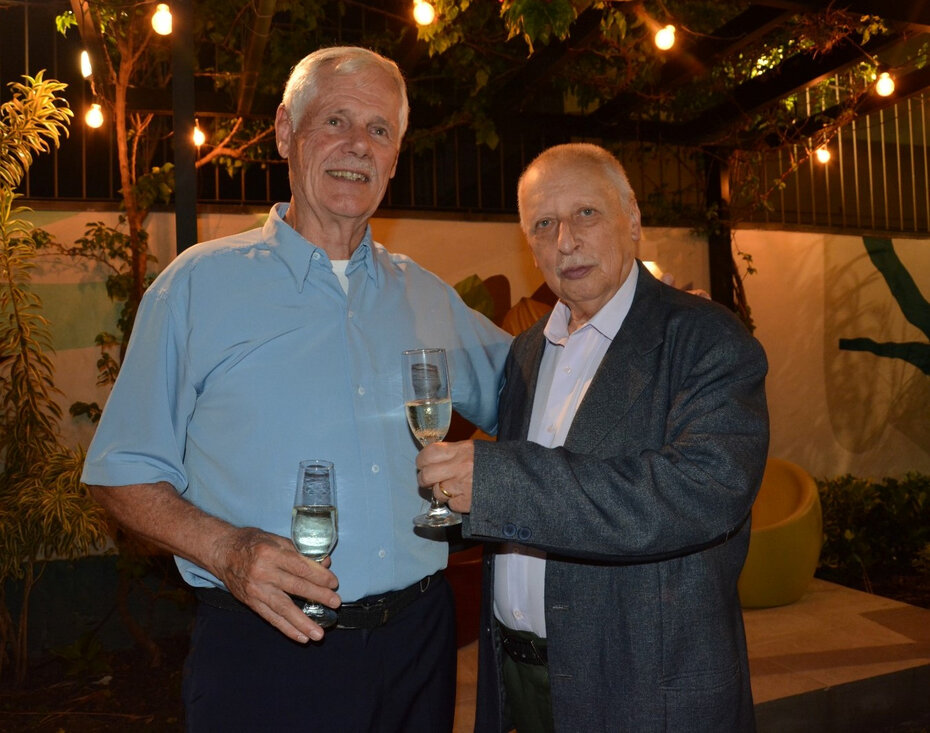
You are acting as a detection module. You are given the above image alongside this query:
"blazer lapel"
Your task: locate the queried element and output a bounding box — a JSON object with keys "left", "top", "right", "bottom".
{"left": 500, "top": 320, "right": 547, "bottom": 441}
{"left": 564, "top": 263, "right": 665, "bottom": 452}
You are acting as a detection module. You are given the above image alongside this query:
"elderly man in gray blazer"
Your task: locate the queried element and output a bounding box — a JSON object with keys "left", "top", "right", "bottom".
{"left": 417, "top": 143, "right": 769, "bottom": 732}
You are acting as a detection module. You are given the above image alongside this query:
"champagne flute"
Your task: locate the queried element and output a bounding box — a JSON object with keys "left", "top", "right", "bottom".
{"left": 403, "top": 348, "right": 460, "bottom": 527}
{"left": 291, "top": 459, "right": 338, "bottom": 628}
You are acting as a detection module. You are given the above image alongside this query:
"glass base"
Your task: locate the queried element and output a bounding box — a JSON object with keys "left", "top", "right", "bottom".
{"left": 301, "top": 601, "right": 338, "bottom": 629}
{"left": 413, "top": 505, "right": 462, "bottom": 528}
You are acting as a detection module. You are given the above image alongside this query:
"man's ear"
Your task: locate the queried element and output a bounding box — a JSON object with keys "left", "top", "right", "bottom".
{"left": 629, "top": 200, "right": 642, "bottom": 243}
{"left": 275, "top": 105, "right": 292, "bottom": 159}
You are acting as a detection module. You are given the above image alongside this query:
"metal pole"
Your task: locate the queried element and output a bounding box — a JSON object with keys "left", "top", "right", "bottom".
{"left": 172, "top": 0, "right": 198, "bottom": 254}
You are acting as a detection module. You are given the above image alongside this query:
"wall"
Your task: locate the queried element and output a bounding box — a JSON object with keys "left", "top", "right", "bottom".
{"left": 19, "top": 208, "right": 930, "bottom": 479}
{"left": 737, "top": 229, "right": 930, "bottom": 478}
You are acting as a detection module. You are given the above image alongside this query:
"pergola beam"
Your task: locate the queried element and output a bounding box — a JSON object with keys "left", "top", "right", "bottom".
{"left": 756, "top": 0, "right": 930, "bottom": 31}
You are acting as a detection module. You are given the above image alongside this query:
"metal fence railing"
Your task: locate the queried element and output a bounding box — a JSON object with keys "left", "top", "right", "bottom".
{"left": 4, "top": 2, "right": 929, "bottom": 236}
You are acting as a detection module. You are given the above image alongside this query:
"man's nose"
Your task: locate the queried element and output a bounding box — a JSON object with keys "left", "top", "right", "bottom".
{"left": 557, "top": 222, "right": 577, "bottom": 253}
{"left": 344, "top": 125, "right": 370, "bottom": 155}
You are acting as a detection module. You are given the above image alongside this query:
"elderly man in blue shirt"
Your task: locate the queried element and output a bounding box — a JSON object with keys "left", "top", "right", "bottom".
{"left": 82, "top": 46, "right": 511, "bottom": 732}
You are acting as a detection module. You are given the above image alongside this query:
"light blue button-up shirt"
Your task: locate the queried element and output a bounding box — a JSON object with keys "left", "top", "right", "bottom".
{"left": 82, "top": 204, "right": 512, "bottom": 601}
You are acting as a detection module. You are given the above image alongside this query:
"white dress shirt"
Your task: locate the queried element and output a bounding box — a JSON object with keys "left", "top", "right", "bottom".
{"left": 493, "top": 266, "right": 639, "bottom": 637}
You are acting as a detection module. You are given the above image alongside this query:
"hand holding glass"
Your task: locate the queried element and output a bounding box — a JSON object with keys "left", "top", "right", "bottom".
{"left": 403, "top": 348, "right": 459, "bottom": 527}
{"left": 291, "top": 459, "right": 338, "bottom": 628}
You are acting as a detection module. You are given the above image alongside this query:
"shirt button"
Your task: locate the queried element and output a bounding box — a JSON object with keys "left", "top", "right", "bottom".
{"left": 348, "top": 310, "right": 355, "bottom": 319}
{"left": 357, "top": 386, "right": 366, "bottom": 396}
{"left": 371, "top": 464, "right": 380, "bottom": 474}
{"left": 312, "top": 251, "right": 321, "bottom": 260}
{"left": 513, "top": 609, "right": 524, "bottom": 620}
{"left": 378, "top": 549, "right": 386, "bottom": 559}
{"left": 564, "top": 366, "right": 572, "bottom": 374}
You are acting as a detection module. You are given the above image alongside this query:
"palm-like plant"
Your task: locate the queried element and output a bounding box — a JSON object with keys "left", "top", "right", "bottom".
{"left": 0, "top": 72, "right": 109, "bottom": 684}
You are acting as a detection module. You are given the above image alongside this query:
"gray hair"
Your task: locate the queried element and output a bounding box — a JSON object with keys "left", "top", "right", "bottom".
{"left": 282, "top": 46, "right": 409, "bottom": 138}
{"left": 517, "top": 143, "right": 638, "bottom": 230}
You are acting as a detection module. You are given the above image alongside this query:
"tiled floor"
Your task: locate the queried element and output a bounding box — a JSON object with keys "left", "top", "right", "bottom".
{"left": 454, "top": 642, "right": 478, "bottom": 732}
{"left": 453, "top": 579, "right": 930, "bottom": 732}
{"left": 748, "top": 579, "right": 930, "bottom": 732}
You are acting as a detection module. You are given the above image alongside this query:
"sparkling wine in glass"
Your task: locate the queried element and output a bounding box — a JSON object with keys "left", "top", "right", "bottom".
{"left": 291, "top": 459, "right": 338, "bottom": 628}
{"left": 403, "top": 348, "right": 460, "bottom": 528}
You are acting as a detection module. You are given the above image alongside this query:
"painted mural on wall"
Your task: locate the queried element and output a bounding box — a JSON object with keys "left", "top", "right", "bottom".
{"left": 826, "top": 236, "right": 930, "bottom": 457}
{"left": 839, "top": 238, "right": 930, "bottom": 376}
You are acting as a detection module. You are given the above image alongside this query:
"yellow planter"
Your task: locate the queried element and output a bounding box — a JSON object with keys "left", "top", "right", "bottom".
{"left": 738, "top": 457, "right": 823, "bottom": 608}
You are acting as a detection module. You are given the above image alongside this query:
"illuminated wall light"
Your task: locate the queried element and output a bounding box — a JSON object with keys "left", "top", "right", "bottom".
{"left": 642, "top": 261, "right": 663, "bottom": 279}
{"left": 152, "top": 3, "right": 173, "bottom": 35}
{"left": 85, "top": 103, "right": 104, "bottom": 129}
{"left": 875, "top": 71, "right": 895, "bottom": 97}
{"left": 815, "top": 146, "right": 831, "bottom": 164}
{"left": 80, "top": 50, "right": 92, "bottom": 79}
{"left": 654, "top": 24, "right": 676, "bottom": 51}
{"left": 413, "top": 0, "right": 436, "bottom": 26}
{"left": 193, "top": 120, "right": 206, "bottom": 147}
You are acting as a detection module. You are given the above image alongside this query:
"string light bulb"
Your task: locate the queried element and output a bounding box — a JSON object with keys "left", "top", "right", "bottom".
{"left": 152, "top": 3, "right": 173, "bottom": 35}
{"left": 85, "top": 103, "right": 104, "bottom": 129}
{"left": 413, "top": 0, "right": 436, "bottom": 26}
{"left": 80, "top": 50, "right": 92, "bottom": 79}
{"left": 654, "top": 24, "right": 676, "bottom": 51}
{"left": 193, "top": 120, "right": 206, "bottom": 147}
{"left": 815, "top": 146, "right": 831, "bottom": 164}
{"left": 875, "top": 71, "right": 895, "bottom": 97}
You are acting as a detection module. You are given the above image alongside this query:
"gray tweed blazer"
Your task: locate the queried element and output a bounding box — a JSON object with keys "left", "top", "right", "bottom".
{"left": 465, "top": 261, "right": 769, "bottom": 732}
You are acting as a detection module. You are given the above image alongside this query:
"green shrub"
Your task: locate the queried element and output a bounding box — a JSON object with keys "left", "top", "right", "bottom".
{"left": 816, "top": 472, "right": 930, "bottom": 592}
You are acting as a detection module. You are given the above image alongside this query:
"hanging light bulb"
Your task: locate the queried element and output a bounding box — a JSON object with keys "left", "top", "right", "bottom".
{"left": 80, "top": 50, "right": 92, "bottom": 79}
{"left": 193, "top": 120, "right": 206, "bottom": 147}
{"left": 654, "top": 24, "right": 676, "bottom": 51}
{"left": 815, "top": 146, "right": 831, "bottom": 164}
{"left": 875, "top": 71, "right": 895, "bottom": 97}
{"left": 85, "top": 103, "right": 104, "bottom": 129}
{"left": 413, "top": 0, "right": 436, "bottom": 26}
{"left": 152, "top": 3, "right": 173, "bottom": 35}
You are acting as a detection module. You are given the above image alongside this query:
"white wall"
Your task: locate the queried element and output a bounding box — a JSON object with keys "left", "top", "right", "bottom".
{"left": 20, "top": 208, "right": 930, "bottom": 479}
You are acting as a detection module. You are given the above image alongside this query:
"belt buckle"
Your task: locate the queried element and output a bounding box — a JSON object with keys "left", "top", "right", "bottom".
{"left": 360, "top": 596, "right": 390, "bottom": 626}
{"left": 501, "top": 626, "right": 546, "bottom": 665}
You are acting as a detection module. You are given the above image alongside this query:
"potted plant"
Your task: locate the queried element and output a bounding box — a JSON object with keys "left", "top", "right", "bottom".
{"left": 0, "top": 71, "right": 108, "bottom": 684}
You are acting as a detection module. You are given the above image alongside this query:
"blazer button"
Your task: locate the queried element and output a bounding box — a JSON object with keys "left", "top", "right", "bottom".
{"left": 503, "top": 523, "right": 517, "bottom": 538}
{"left": 517, "top": 526, "right": 531, "bottom": 541}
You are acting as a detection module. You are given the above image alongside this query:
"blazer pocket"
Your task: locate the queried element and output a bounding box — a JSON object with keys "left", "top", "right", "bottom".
{"left": 660, "top": 663, "right": 749, "bottom": 732}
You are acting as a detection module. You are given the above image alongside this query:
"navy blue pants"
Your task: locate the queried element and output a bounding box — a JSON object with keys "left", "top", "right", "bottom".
{"left": 182, "top": 576, "right": 457, "bottom": 732}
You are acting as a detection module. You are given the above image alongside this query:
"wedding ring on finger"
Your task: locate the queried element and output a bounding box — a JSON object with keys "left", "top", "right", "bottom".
{"left": 439, "top": 483, "right": 453, "bottom": 499}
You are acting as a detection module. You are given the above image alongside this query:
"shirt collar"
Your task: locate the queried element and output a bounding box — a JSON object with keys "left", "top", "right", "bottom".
{"left": 264, "top": 203, "right": 379, "bottom": 291}
{"left": 544, "top": 262, "right": 639, "bottom": 345}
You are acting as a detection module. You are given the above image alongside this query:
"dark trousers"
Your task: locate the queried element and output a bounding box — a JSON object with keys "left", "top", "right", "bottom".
{"left": 182, "top": 576, "right": 457, "bottom": 732}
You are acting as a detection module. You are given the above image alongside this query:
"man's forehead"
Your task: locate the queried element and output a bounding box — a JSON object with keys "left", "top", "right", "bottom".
{"left": 525, "top": 164, "right": 614, "bottom": 202}
{"left": 308, "top": 73, "right": 401, "bottom": 122}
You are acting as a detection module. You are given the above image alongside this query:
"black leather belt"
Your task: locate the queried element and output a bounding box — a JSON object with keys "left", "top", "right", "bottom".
{"left": 337, "top": 571, "right": 442, "bottom": 629}
{"left": 194, "top": 571, "right": 442, "bottom": 631}
{"left": 497, "top": 621, "right": 548, "bottom": 666}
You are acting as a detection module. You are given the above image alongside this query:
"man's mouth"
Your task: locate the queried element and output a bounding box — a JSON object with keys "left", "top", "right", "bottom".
{"left": 327, "top": 169, "right": 370, "bottom": 183}
{"left": 559, "top": 264, "right": 593, "bottom": 280}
